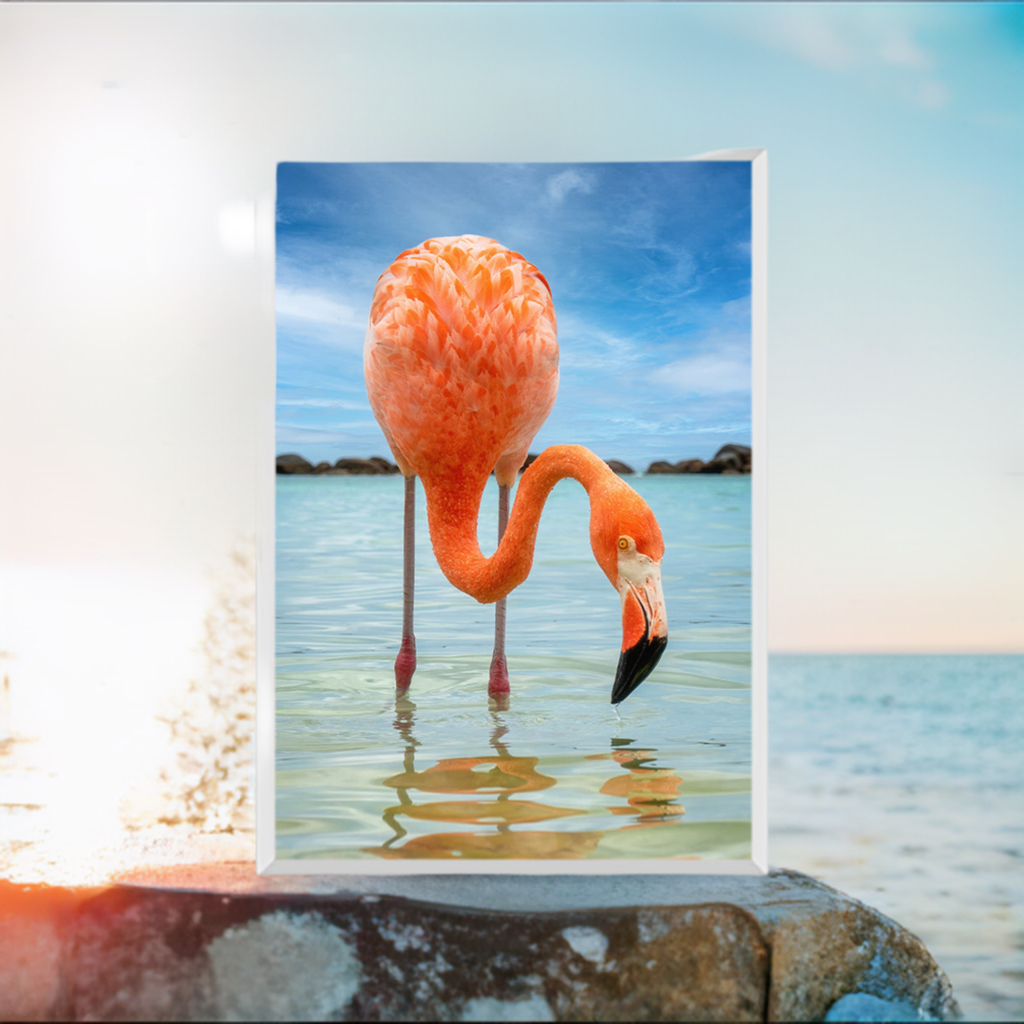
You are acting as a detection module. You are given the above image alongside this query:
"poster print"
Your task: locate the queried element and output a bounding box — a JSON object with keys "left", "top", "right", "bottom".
{"left": 264, "top": 157, "right": 765, "bottom": 872}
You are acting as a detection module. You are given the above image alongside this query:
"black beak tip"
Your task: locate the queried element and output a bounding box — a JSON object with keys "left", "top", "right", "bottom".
{"left": 611, "top": 633, "right": 667, "bottom": 705}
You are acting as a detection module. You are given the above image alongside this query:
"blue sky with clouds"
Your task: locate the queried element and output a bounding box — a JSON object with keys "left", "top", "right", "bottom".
{"left": 276, "top": 161, "right": 753, "bottom": 468}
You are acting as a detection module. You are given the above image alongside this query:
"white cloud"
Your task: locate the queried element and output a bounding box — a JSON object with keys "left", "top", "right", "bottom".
{"left": 547, "top": 169, "right": 593, "bottom": 204}
{"left": 743, "top": 8, "right": 856, "bottom": 70}
{"left": 914, "top": 79, "right": 949, "bottom": 111}
{"left": 692, "top": 422, "right": 751, "bottom": 436}
{"left": 716, "top": 295, "right": 752, "bottom": 328}
{"left": 557, "top": 314, "right": 646, "bottom": 371}
{"left": 784, "top": 15, "right": 855, "bottom": 71}
{"left": 276, "top": 286, "right": 362, "bottom": 328}
{"left": 277, "top": 397, "right": 367, "bottom": 410}
{"left": 653, "top": 342, "right": 750, "bottom": 396}
{"left": 737, "top": 8, "right": 936, "bottom": 72}
{"left": 878, "top": 34, "right": 930, "bottom": 70}
{"left": 718, "top": 7, "right": 948, "bottom": 109}
{"left": 608, "top": 415, "right": 692, "bottom": 436}
{"left": 276, "top": 423, "right": 380, "bottom": 446}
{"left": 642, "top": 244, "right": 698, "bottom": 295}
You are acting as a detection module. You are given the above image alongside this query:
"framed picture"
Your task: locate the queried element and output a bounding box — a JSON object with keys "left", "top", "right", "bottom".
{"left": 258, "top": 153, "right": 766, "bottom": 873}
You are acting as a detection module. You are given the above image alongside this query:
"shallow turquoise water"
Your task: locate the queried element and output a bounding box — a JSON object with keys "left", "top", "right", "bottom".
{"left": 276, "top": 473, "right": 752, "bottom": 861}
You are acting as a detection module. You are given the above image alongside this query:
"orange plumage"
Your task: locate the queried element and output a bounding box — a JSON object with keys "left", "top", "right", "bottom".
{"left": 365, "top": 235, "right": 667, "bottom": 703}
{"left": 366, "top": 235, "right": 558, "bottom": 489}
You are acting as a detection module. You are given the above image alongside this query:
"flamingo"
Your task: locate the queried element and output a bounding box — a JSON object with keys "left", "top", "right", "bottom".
{"left": 364, "top": 235, "right": 667, "bottom": 704}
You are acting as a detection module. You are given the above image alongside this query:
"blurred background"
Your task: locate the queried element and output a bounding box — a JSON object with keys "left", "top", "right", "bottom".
{"left": 0, "top": 3, "right": 1021, "bottom": 1019}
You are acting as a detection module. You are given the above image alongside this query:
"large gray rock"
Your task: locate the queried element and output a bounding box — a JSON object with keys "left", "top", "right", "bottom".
{"left": 65, "top": 888, "right": 767, "bottom": 1022}
{"left": 0, "top": 868, "right": 960, "bottom": 1022}
{"left": 748, "top": 870, "right": 959, "bottom": 1021}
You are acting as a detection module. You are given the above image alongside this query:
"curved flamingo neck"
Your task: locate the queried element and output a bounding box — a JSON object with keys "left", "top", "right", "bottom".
{"left": 423, "top": 444, "right": 621, "bottom": 604}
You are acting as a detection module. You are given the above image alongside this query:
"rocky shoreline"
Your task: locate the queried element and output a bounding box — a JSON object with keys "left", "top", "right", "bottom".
{"left": 276, "top": 444, "right": 751, "bottom": 477}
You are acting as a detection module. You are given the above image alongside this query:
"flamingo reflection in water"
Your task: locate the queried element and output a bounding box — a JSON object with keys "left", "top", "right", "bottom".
{"left": 367, "top": 694, "right": 684, "bottom": 859}
{"left": 590, "top": 748, "right": 686, "bottom": 826}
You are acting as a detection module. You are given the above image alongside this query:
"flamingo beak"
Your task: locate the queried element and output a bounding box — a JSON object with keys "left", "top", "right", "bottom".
{"left": 611, "top": 558, "right": 668, "bottom": 705}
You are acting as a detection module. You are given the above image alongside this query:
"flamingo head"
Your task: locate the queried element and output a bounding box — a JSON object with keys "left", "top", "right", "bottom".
{"left": 591, "top": 484, "right": 668, "bottom": 705}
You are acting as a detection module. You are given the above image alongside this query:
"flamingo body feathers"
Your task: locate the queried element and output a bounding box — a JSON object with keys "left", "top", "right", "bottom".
{"left": 365, "top": 235, "right": 558, "bottom": 490}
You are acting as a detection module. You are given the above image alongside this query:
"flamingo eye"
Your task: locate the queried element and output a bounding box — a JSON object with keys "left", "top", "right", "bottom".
{"left": 618, "top": 536, "right": 631, "bottom": 551}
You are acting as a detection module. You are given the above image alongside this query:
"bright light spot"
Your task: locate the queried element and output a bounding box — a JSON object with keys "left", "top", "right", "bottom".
{"left": 0, "top": 564, "right": 211, "bottom": 884}
{"left": 218, "top": 199, "right": 256, "bottom": 257}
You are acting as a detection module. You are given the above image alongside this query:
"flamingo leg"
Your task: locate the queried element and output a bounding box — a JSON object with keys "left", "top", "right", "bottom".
{"left": 395, "top": 474, "right": 417, "bottom": 689}
{"left": 488, "top": 483, "right": 511, "bottom": 696}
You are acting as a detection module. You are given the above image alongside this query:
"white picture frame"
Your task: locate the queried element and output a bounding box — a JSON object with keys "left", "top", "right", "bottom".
{"left": 257, "top": 152, "right": 767, "bottom": 874}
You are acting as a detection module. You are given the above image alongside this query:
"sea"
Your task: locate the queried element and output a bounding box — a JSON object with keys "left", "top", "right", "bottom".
{"left": 275, "top": 472, "right": 752, "bottom": 863}
{"left": 770, "top": 653, "right": 1024, "bottom": 1022}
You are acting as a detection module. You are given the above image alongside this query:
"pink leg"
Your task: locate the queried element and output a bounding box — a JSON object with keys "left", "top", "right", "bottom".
{"left": 395, "top": 474, "right": 417, "bottom": 689}
{"left": 488, "top": 483, "right": 511, "bottom": 697}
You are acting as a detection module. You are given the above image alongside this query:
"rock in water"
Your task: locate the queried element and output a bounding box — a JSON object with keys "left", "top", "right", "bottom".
{"left": 645, "top": 458, "right": 708, "bottom": 474}
{"left": 276, "top": 453, "right": 313, "bottom": 474}
{"left": 702, "top": 444, "right": 751, "bottom": 474}
{"left": 331, "top": 458, "right": 385, "bottom": 475}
